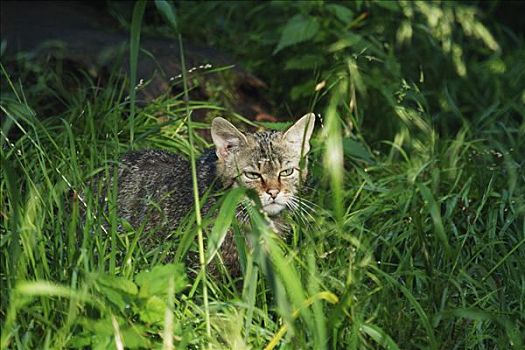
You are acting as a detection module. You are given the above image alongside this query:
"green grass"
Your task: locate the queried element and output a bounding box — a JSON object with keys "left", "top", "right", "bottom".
{"left": 1, "top": 1, "right": 525, "bottom": 349}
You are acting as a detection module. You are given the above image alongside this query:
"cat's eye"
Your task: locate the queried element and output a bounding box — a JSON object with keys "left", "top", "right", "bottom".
{"left": 279, "top": 168, "right": 294, "bottom": 177}
{"left": 244, "top": 171, "right": 261, "bottom": 180}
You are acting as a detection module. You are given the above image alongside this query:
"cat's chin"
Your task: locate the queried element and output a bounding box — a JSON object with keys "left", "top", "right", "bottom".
{"left": 263, "top": 203, "right": 286, "bottom": 216}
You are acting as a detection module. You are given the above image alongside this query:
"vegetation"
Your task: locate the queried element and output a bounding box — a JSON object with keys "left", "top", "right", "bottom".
{"left": 1, "top": 1, "right": 524, "bottom": 349}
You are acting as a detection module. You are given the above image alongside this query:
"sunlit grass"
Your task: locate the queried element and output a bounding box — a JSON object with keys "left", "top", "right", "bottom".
{"left": 2, "top": 54, "right": 523, "bottom": 348}
{"left": 1, "top": 1, "right": 525, "bottom": 349}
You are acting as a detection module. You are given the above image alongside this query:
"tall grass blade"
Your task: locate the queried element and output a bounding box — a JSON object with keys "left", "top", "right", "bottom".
{"left": 417, "top": 183, "right": 451, "bottom": 255}
{"left": 323, "top": 81, "right": 345, "bottom": 224}
{"left": 177, "top": 34, "right": 211, "bottom": 338}
{"left": 374, "top": 268, "right": 438, "bottom": 349}
{"left": 154, "top": 0, "right": 178, "bottom": 32}
{"left": 360, "top": 324, "right": 401, "bottom": 350}
{"left": 128, "top": 0, "right": 147, "bottom": 146}
{"left": 206, "top": 187, "right": 247, "bottom": 264}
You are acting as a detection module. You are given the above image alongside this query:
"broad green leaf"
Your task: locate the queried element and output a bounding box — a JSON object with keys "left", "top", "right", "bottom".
{"left": 138, "top": 296, "right": 167, "bottom": 324}
{"left": 88, "top": 273, "right": 137, "bottom": 311}
{"left": 98, "top": 285, "right": 128, "bottom": 311}
{"left": 326, "top": 4, "right": 354, "bottom": 24}
{"left": 82, "top": 317, "right": 114, "bottom": 336}
{"left": 78, "top": 318, "right": 150, "bottom": 349}
{"left": 92, "top": 273, "right": 138, "bottom": 296}
{"left": 68, "top": 334, "right": 92, "bottom": 348}
{"left": 121, "top": 325, "right": 151, "bottom": 349}
{"left": 274, "top": 15, "right": 320, "bottom": 54}
{"left": 136, "top": 263, "right": 187, "bottom": 298}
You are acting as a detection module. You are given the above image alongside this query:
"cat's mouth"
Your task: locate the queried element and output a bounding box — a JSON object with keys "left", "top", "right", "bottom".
{"left": 263, "top": 202, "right": 286, "bottom": 216}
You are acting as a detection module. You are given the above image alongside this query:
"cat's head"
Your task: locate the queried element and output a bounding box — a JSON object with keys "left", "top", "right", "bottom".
{"left": 211, "top": 114, "right": 315, "bottom": 216}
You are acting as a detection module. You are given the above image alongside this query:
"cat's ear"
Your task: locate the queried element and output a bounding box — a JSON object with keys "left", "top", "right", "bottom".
{"left": 211, "top": 117, "right": 248, "bottom": 159}
{"left": 283, "top": 113, "right": 315, "bottom": 156}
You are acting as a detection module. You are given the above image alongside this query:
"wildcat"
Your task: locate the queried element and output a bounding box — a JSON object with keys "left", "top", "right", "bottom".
{"left": 117, "top": 113, "right": 315, "bottom": 276}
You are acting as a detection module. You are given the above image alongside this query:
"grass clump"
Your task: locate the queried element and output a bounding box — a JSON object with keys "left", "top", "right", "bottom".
{"left": 1, "top": 1, "right": 524, "bottom": 349}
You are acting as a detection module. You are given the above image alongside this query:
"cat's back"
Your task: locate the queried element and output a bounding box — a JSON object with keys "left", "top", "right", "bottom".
{"left": 118, "top": 149, "right": 195, "bottom": 229}
{"left": 120, "top": 149, "right": 189, "bottom": 178}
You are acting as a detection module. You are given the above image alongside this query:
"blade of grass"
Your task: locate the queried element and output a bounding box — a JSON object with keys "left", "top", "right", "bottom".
{"left": 264, "top": 291, "right": 338, "bottom": 350}
{"left": 154, "top": 0, "right": 178, "bottom": 32}
{"left": 374, "top": 267, "right": 438, "bottom": 349}
{"left": 417, "top": 183, "right": 451, "bottom": 255}
{"left": 323, "top": 80, "right": 346, "bottom": 225}
{"left": 206, "top": 187, "right": 247, "bottom": 264}
{"left": 360, "top": 324, "right": 401, "bottom": 350}
{"left": 129, "top": 0, "right": 147, "bottom": 147}
{"left": 178, "top": 34, "right": 211, "bottom": 338}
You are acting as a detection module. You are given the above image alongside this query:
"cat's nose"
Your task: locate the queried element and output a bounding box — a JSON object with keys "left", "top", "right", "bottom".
{"left": 267, "top": 188, "right": 280, "bottom": 199}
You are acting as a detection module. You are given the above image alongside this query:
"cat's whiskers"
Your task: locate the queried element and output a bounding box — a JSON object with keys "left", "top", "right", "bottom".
{"left": 286, "top": 201, "right": 311, "bottom": 229}
{"left": 293, "top": 197, "right": 317, "bottom": 223}
{"left": 287, "top": 196, "right": 319, "bottom": 229}
{"left": 288, "top": 196, "right": 319, "bottom": 227}
{"left": 236, "top": 201, "right": 251, "bottom": 224}
{"left": 293, "top": 196, "right": 322, "bottom": 211}
{"left": 292, "top": 204, "right": 316, "bottom": 227}
{"left": 289, "top": 196, "right": 318, "bottom": 216}
{"left": 241, "top": 211, "right": 250, "bottom": 224}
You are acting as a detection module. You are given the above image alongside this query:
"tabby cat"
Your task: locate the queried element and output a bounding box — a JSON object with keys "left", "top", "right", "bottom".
{"left": 117, "top": 113, "right": 315, "bottom": 276}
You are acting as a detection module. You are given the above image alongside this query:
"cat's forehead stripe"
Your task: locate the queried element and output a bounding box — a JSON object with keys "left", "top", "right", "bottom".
{"left": 252, "top": 131, "right": 283, "bottom": 164}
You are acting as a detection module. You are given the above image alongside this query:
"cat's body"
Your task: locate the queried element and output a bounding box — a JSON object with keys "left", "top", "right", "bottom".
{"left": 116, "top": 114, "right": 315, "bottom": 277}
{"left": 118, "top": 148, "right": 218, "bottom": 236}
